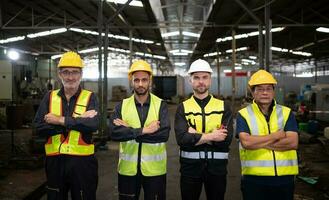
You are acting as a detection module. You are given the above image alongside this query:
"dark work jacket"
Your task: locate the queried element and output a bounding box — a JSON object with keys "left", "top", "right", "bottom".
{"left": 175, "top": 95, "right": 233, "bottom": 177}
{"left": 33, "top": 87, "right": 99, "bottom": 145}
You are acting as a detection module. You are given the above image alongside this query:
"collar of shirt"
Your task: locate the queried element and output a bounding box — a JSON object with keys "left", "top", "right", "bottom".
{"left": 193, "top": 95, "right": 211, "bottom": 109}
{"left": 256, "top": 99, "right": 275, "bottom": 121}
{"left": 134, "top": 93, "right": 151, "bottom": 106}
{"left": 58, "top": 86, "right": 82, "bottom": 100}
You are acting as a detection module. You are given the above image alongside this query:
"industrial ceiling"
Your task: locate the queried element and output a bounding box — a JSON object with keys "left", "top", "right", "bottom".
{"left": 1, "top": 0, "right": 329, "bottom": 75}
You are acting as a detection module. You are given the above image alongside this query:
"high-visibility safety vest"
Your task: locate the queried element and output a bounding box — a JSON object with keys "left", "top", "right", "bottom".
{"left": 44, "top": 89, "right": 94, "bottom": 156}
{"left": 238, "top": 100, "right": 298, "bottom": 176}
{"left": 181, "top": 96, "right": 228, "bottom": 159}
{"left": 119, "top": 94, "right": 166, "bottom": 176}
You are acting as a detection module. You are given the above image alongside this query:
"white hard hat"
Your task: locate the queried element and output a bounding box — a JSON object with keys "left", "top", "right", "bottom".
{"left": 187, "top": 59, "right": 213, "bottom": 74}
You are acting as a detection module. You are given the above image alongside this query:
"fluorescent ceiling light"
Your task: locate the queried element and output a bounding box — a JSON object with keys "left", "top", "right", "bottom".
{"left": 271, "top": 46, "right": 312, "bottom": 57}
{"left": 249, "top": 56, "right": 257, "bottom": 59}
{"left": 204, "top": 52, "right": 221, "bottom": 57}
{"left": 7, "top": 50, "right": 20, "bottom": 60}
{"left": 216, "top": 27, "right": 285, "bottom": 43}
{"left": 170, "top": 49, "right": 193, "bottom": 54}
{"left": 223, "top": 69, "right": 231, "bottom": 73}
{"left": 106, "top": 0, "right": 143, "bottom": 7}
{"left": 69, "top": 28, "right": 154, "bottom": 44}
{"left": 182, "top": 31, "right": 200, "bottom": 38}
{"left": 0, "top": 36, "right": 25, "bottom": 44}
{"left": 225, "top": 47, "right": 248, "bottom": 53}
{"left": 52, "top": 47, "right": 166, "bottom": 60}
{"left": 161, "top": 31, "right": 180, "bottom": 38}
{"left": 235, "top": 66, "right": 242, "bottom": 70}
{"left": 172, "top": 52, "right": 188, "bottom": 56}
{"left": 27, "top": 28, "right": 67, "bottom": 38}
{"left": 316, "top": 27, "right": 329, "bottom": 33}
{"left": 175, "top": 62, "right": 185, "bottom": 66}
{"left": 296, "top": 72, "right": 314, "bottom": 77}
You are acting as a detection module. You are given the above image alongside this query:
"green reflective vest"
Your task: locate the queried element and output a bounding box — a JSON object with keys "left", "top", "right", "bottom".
{"left": 238, "top": 100, "right": 298, "bottom": 176}
{"left": 45, "top": 89, "right": 94, "bottom": 156}
{"left": 119, "top": 93, "right": 166, "bottom": 176}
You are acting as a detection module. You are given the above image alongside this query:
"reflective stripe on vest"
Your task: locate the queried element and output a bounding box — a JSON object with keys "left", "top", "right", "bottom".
{"left": 119, "top": 94, "right": 166, "bottom": 176}
{"left": 45, "top": 89, "right": 94, "bottom": 156}
{"left": 238, "top": 101, "right": 298, "bottom": 176}
{"left": 180, "top": 151, "right": 228, "bottom": 159}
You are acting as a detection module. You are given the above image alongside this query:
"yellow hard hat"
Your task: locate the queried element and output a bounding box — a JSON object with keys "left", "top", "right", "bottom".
{"left": 248, "top": 69, "right": 277, "bottom": 86}
{"left": 128, "top": 60, "right": 152, "bottom": 80}
{"left": 58, "top": 51, "right": 83, "bottom": 68}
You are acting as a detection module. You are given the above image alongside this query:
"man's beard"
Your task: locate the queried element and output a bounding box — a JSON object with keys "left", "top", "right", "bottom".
{"left": 134, "top": 87, "right": 148, "bottom": 96}
{"left": 193, "top": 85, "right": 208, "bottom": 95}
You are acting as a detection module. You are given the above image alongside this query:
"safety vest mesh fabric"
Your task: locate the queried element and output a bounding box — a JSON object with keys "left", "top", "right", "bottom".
{"left": 238, "top": 100, "right": 298, "bottom": 176}
{"left": 183, "top": 95, "right": 224, "bottom": 134}
{"left": 119, "top": 94, "right": 166, "bottom": 176}
{"left": 45, "top": 89, "right": 94, "bottom": 156}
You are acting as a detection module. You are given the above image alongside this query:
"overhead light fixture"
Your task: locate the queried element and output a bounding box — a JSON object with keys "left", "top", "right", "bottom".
{"left": 69, "top": 28, "right": 154, "bottom": 44}
{"left": 170, "top": 49, "right": 193, "bottom": 55}
{"left": 182, "top": 31, "right": 200, "bottom": 38}
{"left": 249, "top": 56, "right": 257, "bottom": 59}
{"left": 204, "top": 52, "right": 221, "bottom": 58}
{"left": 223, "top": 69, "right": 232, "bottom": 73}
{"left": 175, "top": 62, "right": 185, "bottom": 66}
{"left": 106, "top": 0, "right": 143, "bottom": 7}
{"left": 7, "top": 50, "right": 20, "bottom": 60}
{"left": 172, "top": 52, "right": 188, "bottom": 56}
{"left": 235, "top": 66, "right": 242, "bottom": 70}
{"left": 52, "top": 47, "right": 166, "bottom": 60}
{"left": 0, "top": 36, "right": 25, "bottom": 44}
{"left": 161, "top": 31, "right": 180, "bottom": 38}
{"left": 225, "top": 47, "right": 248, "bottom": 53}
{"left": 271, "top": 46, "right": 311, "bottom": 57}
{"left": 27, "top": 28, "right": 67, "bottom": 38}
{"left": 216, "top": 27, "right": 285, "bottom": 43}
{"left": 296, "top": 72, "right": 314, "bottom": 77}
{"left": 316, "top": 27, "right": 329, "bottom": 33}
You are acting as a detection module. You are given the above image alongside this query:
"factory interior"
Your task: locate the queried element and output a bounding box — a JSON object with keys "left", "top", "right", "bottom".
{"left": 1, "top": 0, "right": 329, "bottom": 199}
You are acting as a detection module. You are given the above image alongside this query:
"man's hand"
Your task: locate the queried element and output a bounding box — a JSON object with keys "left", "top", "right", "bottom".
{"left": 113, "top": 118, "right": 129, "bottom": 127}
{"left": 80, "top": 110, "right": 97, "bottom": 118}
{"left": 209, "top": 128, "right": 228, "bottom": 142}
{"left": 271, "top": 130, "right": 286, "bottom": 141}
{"left": 188, "top": 127, "right": 197, "bottom": 134}
{"left": 44, "top": 113, "right": 64, "bottom": 125}
{"left": 142, "top": 120, "right": 160, "bottom": 135}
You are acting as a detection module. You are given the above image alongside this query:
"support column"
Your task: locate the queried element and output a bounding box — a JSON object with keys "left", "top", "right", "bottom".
{"left": 231, "top": 29, "right": 236, "bottom": 108}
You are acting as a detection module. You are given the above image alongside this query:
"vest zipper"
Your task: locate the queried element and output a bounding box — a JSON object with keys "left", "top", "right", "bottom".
{"left": 137, "top": 104, "right": 144, "bottom": 173}
{"left": 80, "top": 190, "right": 84, "bottom": 200}
{"left": 267, "top": 122, "right": 278, "bottom": 176}
{"left": 201, "top": 107, "right": 208, "bottom": 163}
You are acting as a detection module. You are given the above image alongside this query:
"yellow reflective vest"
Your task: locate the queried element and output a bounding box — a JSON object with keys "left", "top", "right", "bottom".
{"left": 45, "top": 89, "right": 94, "bottom": 156}
{"left": 118, "top": 94, "right": 166, "bottom": 176}
{"left": 238, "top": 100, "right": 298, "bottom": 176}
{"left": 183, "top": 95, "right": 224, "bottom": 134}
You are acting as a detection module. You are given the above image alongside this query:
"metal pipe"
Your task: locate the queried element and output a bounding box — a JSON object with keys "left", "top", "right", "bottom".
{"left": 97, "top": 0, "right": 103, "bottom": 136}
{"left": 103, "top": 24, "right": 109, "bottom": 138}
{"left": 258, "top": 25, "right": 264, "bottom": 69}
{"left": 216, "top": 45, "right": 221, "bottom": 97}
{"left": 231, "top": 29, "right": 236, "bottom": 109}
{"left": 265, "top": 0, "right": 271, "bottom": 71}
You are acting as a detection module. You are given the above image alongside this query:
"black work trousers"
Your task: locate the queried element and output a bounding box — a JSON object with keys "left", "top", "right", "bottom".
{"left": 45, "top": 155, "right": 98, "bottom": 200}
{"left": 241, "top": 176, "right": 294, "bottom": 200}
{"left": 180, "top": 173, "right": 227, "bottom": 200}
{"left": 118, "top": 173, "right": 166, "bottom": 200}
